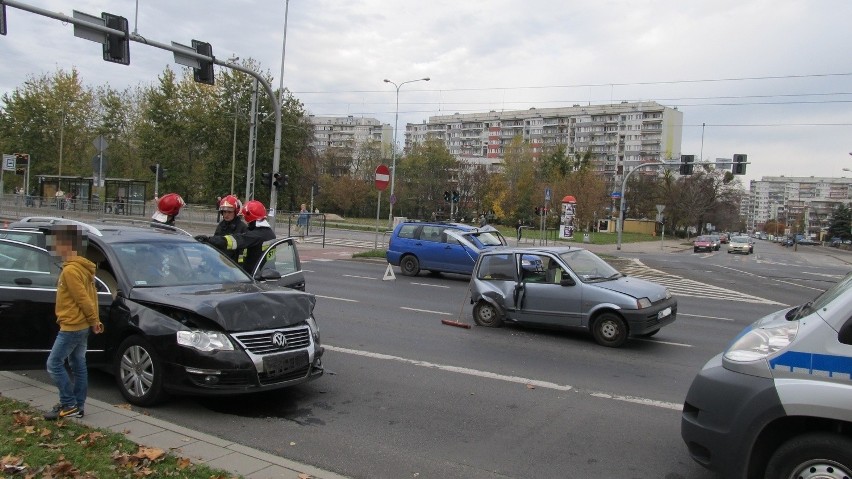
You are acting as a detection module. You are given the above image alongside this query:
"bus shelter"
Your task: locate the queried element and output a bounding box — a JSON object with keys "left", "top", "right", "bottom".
{"left": 36, "top": 175, "right": 95, "bottom": 211}
{"left": 104, "top": 179, "right": 149, "bottom": 216}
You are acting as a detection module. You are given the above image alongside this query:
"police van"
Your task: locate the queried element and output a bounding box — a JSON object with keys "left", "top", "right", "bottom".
{"left": 681, "top": 272, "right": 852, "bottom": 479}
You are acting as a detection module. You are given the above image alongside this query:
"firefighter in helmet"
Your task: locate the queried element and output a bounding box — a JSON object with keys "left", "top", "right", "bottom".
{"left": 196, "top": 199, "right": 275, "bottom": 273}
{"left": 151, "top": 193, "right": 185, "bottom": 226}
{"left": 210, "top": 195, "right": 247, "bottom": 263}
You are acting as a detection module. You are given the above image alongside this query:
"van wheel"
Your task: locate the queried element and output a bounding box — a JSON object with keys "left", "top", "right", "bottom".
{"left": 399, "top": 255, "right": 420, "bottom": 276}
{"left": 114, "top": 335, "right": 167, "bottom": 407}
{"left": 592, "top": 313, "right": 628, "bottom": 347}
{"left": 473, "top": 301, "right": 503, "bottom": 328}
{"left": 765, "top": 432, "right": 852, "bottom": 479}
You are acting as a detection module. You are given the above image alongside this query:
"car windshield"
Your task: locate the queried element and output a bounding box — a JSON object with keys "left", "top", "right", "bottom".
{"left": 112, "top": 240, "right": 252, "bottom": 287}
{"left": 558, "top": 249, "right": 620, "bottom": 282}
{"left": 731, "top": 236, "right": 749, "bottom": 244}
{"left": 695, "top": 236, "right": 710, "bottom": 242}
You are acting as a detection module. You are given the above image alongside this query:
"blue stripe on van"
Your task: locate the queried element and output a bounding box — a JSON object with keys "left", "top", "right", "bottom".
{"left": 769, "top": 351, "right": 852, "bottom": 380}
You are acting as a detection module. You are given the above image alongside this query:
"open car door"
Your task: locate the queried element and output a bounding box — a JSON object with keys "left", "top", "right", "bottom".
{"left": 252, "top": 237, "right": 306, "bottom": 291}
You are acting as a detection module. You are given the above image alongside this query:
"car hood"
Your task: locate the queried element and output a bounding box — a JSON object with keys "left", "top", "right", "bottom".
{"left": 129, "top": 283, "right": 316, "bottom": 331}
{"left": 591, "top": 276, "right": 669, "bottom": 302}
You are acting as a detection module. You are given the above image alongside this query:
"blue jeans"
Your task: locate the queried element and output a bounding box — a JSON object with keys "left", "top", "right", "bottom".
{"left": 46, "top": 329, "right": 90, "bottom": 409}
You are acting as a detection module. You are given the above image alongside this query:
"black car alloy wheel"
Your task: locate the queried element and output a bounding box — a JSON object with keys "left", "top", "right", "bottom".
{"left": 115, "top": 335, "right": 166, "bottom": 406}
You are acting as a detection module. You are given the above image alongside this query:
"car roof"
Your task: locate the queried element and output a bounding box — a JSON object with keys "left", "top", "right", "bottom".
{"left": 398, "top": 221, "right": 480, "bottom": 232}
{"left": 480, "top": 246, "right": 584, "bottom": 256}
{"left": 9, "top": 217, "right": 194, "bottom": 245}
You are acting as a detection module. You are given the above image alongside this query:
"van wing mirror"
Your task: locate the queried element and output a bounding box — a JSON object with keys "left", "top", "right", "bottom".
{"left": 839, "top": 318, "right": 852, "bottom": 345}
{"left": 560, "top": 277, "right": 576, "bottom": 286}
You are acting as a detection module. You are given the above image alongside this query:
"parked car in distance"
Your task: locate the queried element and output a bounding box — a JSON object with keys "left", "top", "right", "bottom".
{"left": 718, "top": 233, "right": 729, "bottom": 244}
{"left": 0, "top": 218, "right": 322, "bottom": 406}
{"left": 727, "top": 235, "right": 754, "bottom": 254}
{"left": 469, "top": 246, "right": 677, "bottom": 348}
{"left": 681, "top": 272, "right": 852, "bottom": 478}
{"left": 693, "top": 235, "right": 715, "bottom": 253}
{"left": 386, "top": 221, "right": 507, "bottom": 276}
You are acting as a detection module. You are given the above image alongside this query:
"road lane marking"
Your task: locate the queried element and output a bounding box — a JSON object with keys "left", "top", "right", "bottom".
{"left": 411, "top": 282, "right": 451, "bottom": 288}
{"left": 679, "top": 313, "right": 735, "bottom": 322}
{"left": 401, "top": 307, "right": 452, "bottom": 316}
{"left": 633, "top": 338, "right": 692, "bottom": 347}
{"left": 620, "top": 260, "right": 784, "bottom": 305}
{"left": 315, "top": 294, "right": 359, "bottom": 302}
{"left": 326, "top": 345, "right": 683, "bottom": 411}
{"left": 343, "top": 274, "right": 377, "bottom": 280}
{"left": 715, "top": 264, "right": 826, "bottom": 292}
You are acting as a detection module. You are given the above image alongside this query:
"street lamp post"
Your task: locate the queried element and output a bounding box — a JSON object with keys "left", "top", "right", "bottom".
{"left": 384, "top": 77, "right": 430, "bottom": 225}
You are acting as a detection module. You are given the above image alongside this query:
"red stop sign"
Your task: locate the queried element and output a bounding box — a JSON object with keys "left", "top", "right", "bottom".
{"left": 375, "top": 164, "right": 390, "bottom": 191}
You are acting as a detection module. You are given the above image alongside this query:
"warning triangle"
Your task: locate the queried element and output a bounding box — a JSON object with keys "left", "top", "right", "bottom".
{"left": 383, "top": 263, "right": 396, "bottom": 281}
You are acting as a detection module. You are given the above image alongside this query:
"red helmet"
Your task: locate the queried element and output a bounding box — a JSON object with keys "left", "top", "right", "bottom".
{"left": 241, "top": 200, "right": 267, "bottom": 223}
{"left": 219, "top": 195, "right": 239, "bottom": 212}
{"left": 157, "top": 193, "right": 185, "bottom": 216}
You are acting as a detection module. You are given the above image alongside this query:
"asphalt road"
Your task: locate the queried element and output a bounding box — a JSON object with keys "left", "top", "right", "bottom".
{"left": 12, "top": 220, "right": 851, "bottom": 478}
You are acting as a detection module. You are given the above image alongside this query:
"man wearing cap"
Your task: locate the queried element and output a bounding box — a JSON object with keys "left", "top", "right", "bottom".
{"left": 210, "top": 195, "right": 247, "bottom": 263}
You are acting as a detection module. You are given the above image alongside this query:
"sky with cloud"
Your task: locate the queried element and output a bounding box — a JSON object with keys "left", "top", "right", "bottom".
{"left": 2, "top": 0, "right": 851, "bottom": 185}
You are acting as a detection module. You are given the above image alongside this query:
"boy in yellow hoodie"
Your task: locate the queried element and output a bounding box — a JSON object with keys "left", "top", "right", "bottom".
{"left": 43, "top": 225, "right": 104, "bottom": 420}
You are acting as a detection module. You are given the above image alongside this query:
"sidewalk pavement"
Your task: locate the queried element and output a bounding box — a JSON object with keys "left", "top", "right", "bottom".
{"left": 0, "top": 371, "right": 347, "bottom": 479}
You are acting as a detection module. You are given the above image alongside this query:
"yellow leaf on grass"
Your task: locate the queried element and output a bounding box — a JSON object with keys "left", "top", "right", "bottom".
{"left": 134, "top": 446, "right": 165, "bottom": 461}
{"left": 176, "top": 457, "right": 191, "bottom": 469}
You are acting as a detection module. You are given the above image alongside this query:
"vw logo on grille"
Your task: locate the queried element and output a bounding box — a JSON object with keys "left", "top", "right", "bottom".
{"left": 271, "top": 332, "right": 287, "bottom": 349}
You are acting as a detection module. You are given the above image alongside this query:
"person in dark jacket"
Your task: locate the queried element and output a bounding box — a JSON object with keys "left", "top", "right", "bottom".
{"left": 211, "top": 195, "right": 247, "bottom": 263}
{"left": 196, "top": 199, "right": 275, "bottom": 274}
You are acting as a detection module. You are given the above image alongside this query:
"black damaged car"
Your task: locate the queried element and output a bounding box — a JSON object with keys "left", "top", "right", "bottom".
{"left": 0, "top": 218, "right": 323, "bottom": 406}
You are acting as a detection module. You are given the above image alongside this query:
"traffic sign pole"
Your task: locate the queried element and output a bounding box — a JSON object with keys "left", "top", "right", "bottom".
{"left": 374, "top": 164, "right": 390, "bottom": 249}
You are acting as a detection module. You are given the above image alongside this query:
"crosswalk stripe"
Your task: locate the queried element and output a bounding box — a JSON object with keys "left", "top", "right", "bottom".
{"left": 619, "top": 259, "right": 785, "bottom": 305}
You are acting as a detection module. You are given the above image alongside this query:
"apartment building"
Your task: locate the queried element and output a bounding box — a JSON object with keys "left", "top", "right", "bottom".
{"left": 748, "top": 176, "right": 852, "bottom": 234}
{"left": 308, "top": 115, "right": 392, "bottom": 157}
{"left": 405, "top": 101, "right": 683, "bottom": 189}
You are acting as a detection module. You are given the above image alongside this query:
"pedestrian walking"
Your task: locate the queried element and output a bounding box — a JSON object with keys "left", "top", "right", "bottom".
{"left": 296, "top": 203, "right": 309, "bottom": 240}
{"left": 42, "top": 224, "right": 104, "bottom": 420}
{"left": 215, "top": 196, "right": 223, "bottom": 222}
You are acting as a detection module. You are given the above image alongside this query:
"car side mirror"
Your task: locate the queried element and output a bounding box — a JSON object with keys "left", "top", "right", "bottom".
{"left": 256, "top": 268, "right": 282, "bottom": 281}
{"left": 560, "top": 277, "right": 576, "bottom": 286}
{"left": 839, "top": 318, "right": 852, "bottom": 345}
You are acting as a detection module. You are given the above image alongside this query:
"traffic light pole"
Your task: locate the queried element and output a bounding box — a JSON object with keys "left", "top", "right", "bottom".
{"left": 2, "top": 0, "right": 283, "bottom": 227}
{"left": 616, "top": 161, "right": 673, "bottom": 251}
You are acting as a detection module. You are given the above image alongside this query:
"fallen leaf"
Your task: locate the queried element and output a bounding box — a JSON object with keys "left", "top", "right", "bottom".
{"left": 134, "top": 446, "right": 166, "bottom": 462}
{"left": 114, "top": 403, "right": 133, "bottom": 410}
{"left": 176, "top": 457, "right": 191, "bottom": 470}
{"left": 40, "top": 428, "right": 52, "bottom": 438}
{"left": 298, "top": 474, "right": 314, "bottom": 479}
{"left": 526, "top": 384, "right": 536, "bottom": 390}
{"left": 12, "top": 411, "right": 34, "bottom": 427}
{"left": 1, "top": 454, "right": 23, "bottom": 467}
{"left": 290, "top": 441, "right": 296, "bottom": 446}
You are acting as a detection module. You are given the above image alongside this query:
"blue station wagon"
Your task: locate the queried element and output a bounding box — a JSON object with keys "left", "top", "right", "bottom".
{"left": 386, "top": 222, "right": 507, "bottom": 276}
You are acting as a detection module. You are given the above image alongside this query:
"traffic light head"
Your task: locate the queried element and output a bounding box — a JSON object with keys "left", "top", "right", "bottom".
{"left": 444, "top": 191, "right": 450, "bottom": 202}
{"left": 261, "top": 172, "right": 273, "bottom": 187}
{"left": 452, "top": 190, "right": 460, "bottom": 203}
{"left": 102, "top": 13, "right": 130, "bottom": 65}
{"left": 733, "top": 154, "right": 747, "bottom": 175}
{"left": 273, "top": 172, "right": 288, "bottom": 189}
{"left": 679, "top": 154, "right": 695, "bottom": 175}
{"left": 192, "top": 40, "right": 214, "bottom": 85}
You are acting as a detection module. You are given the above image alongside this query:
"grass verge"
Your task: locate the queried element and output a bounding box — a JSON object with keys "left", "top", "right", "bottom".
{"left": 0, "top": 395, "right": 239, "bottom": 478}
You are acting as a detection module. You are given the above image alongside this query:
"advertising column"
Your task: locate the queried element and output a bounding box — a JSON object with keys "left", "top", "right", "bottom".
{"left": 560, "top": 195, "right": 576, "bottom": 239}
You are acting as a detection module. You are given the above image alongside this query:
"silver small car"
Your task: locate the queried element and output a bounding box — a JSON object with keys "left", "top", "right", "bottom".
{"left": 468, "top": 246, "right": 677, "bottom": 347}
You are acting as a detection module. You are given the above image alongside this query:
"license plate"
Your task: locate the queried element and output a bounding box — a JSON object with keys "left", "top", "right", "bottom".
{"left": 658, "top": 307, "right": 672, "bottom": 319}
{"left": 263, "top": 352, "right": 309, "bottom": 377}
